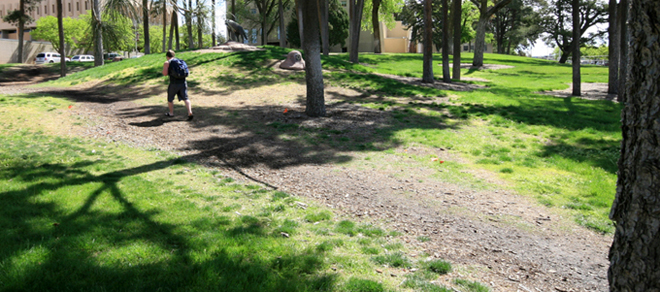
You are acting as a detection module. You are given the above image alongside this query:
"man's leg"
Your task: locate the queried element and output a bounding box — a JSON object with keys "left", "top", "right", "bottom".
{"left": 168, "top": 102, "right": 174, "bottom": 115}
{"left": 184, "top": 100, "right": 192, "bottom": 116}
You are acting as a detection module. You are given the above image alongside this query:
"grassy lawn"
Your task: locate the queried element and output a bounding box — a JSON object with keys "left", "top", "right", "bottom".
{"left": 0, "top": 48, "right": 618, "bottom": 290}
{"left": 0, "top": 94, "right": 484, "bottom": 291}
{"left": 40, "top": 48, "right": 619, "bottom": 233}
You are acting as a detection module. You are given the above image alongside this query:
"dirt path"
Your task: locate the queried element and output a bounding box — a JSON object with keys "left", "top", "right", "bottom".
{"left": 2, "top": 76, "right": 612, "bottom": 291}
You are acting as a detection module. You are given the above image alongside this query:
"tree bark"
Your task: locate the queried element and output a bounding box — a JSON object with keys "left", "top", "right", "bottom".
{"left": 349, "top": 0, "right": 365, "bottom": 63}
{"left": 92, "top": 0, "right": 103, "bottom": 66}
{"left": 16, "top": 0, "right": 25, "bottom": 63}
{"left": 442, "top": 0, "right": 450, "bottom": 82}
{"left": 175, "top": 11, "right": 180, "bottom": 50}
{"left": 212, "top": 0, "right": 216, "bottom": 46}
{"left": 608, "top": 0, "right": 660, "bottom": 289}
{"left": 162, "top": 0, "right": 167, "bottom": 52}
{"left": 472, "top": 0, "right": 488, "bottom": 67}
{"left": 187, "top": 0, "right": 194, "bottom": 48}
{"left": 297, "top": 0, "right": 304, "bottom": 47}
{"left": 422, "top": 0, "right": 433, "bottom": 83}
{"left": 169, "top": 11, "right": 175, "bottom": 49}
{"left": 571, "top": 0, "right": 580, "bottom": 96}
{"left": 559, "top": 50, "right": 570, "bottom": 63}
{"left": 143, "top": 0, "right": 151, "bottom": 54}
{"left": 279, "top": 0, "right": 286, "bottom": 47}
{"left": 472, "top": 0, "right": 513, "bottom": 66}
{"left": 607, "top": 0, "right": 618, "bottom": 94}
{"left": 452, "top": 0, "right": 461, "bottom": 80}
{"left": 198, "top": 0, "right": 203, "bottom": 48}
{"left": 617, "top": 0, "right": 628, "bottom": 103}
{"left": 57, "top": 0, "right": 65, "bottom": 76}
{"left": 301, "top": 0, "right": 325, "bottom": 117}
{"left": 372, "top": 0, "right": 381, "bottom": 53}
{"left": 319, "top": 0, "right": 330, "bottom": 55}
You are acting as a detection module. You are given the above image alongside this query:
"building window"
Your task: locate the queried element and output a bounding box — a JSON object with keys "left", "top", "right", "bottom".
{"left": 52, "top": 5, "right": 55, "bottom": 14}
{"left": 44, "top": 5, "right": 47, "bottom": 14}
{"left": 85, "top": 1, "right": 88, "bottom": 9}
{"left": 250, "top": 8, "right": 256, "bottom": 14}
{"left": 68, "top": 3, "right": 71, "bottom": 11}
{"left": 463, "top": 45, "right": 468, "bottom": 51}
{"left": 251, "top": 28, "right": 257, "bottom": 44}
{"left": 341, "top": 0, "right": 346, "bottom": 7}
{"left": 76, "top": 2, "right": 79, "bottom": 11}
{"left": 0, "top": 10, "right": 3, "bottom": 17}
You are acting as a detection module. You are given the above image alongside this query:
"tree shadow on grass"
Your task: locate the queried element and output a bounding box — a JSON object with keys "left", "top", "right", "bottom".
{"left": 0, "top": 141, "right": 337, "bottom": 291}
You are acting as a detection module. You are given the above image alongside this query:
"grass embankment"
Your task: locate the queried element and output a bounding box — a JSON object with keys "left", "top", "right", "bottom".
{"left": 42, "top": 47, "right": 619, "bottom": 233}
{"left": 0, "top": 95, "right": 481, "bottom": 291}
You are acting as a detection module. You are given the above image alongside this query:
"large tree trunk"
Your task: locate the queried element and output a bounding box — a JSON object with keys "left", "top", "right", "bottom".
{"left": 607, "top": 0, "right": 618, "bottom": 95}
{"left": 452, "top": 0, "right": 461, "bottom": 80}
{"left": 559, "top": 50, "right": 570, "bottom": 63}
{"left": 608, "top": 0, "right": 660, "bottom": 289}
{"left": 301, "top": 0, "right": 325, "bottom": 117}
{"left": 212, "top": 0, "right": 216, "bottom": 46}
{"left": 422, "top": 0, "right": 433, "bottom": 83}
{"left": 319, "top": 0, "right": 330, "bottom": 55}
{"left": 187, "top": 0, "right": 194, "bottom": 48}
{"left": 297, "top": 0, "right": 304, "bottom": 47}
{"left": 472, "top": 0, "right": 488, "bottom": 67}
{"left": 169, "top": 12, "right": 175, "bottom": 50}
{"left": 349, "top": 0, "right": 365, "bottom": 63}
{"left": 571, "top": 0, "right": 580, "bottom": 96}
{"left": 93, "top": 0, "right": 103, "bottom": 66}
{"left": 57, "top": 0, "right": 65, "bottom": 76}
{"left": 279, "top": 0, "right": 286, "bottom": 47}
{"left": 162, "top": 0, "right": 167, "bottom": 52}
{"left": 617, "top": 0, "right": 628, "bottom": 103}
{"left": 372, "top": 0, "right": 382, "bottom": 53}
{"left": 441, "top": 0, "right": 450, "bottom": 82}
{"left": 16, "top": 0, "right": 25, "bottom": 63}
{"left": 197, "top": 0, "right": 203, "bottom": 47}
{"left": 143, "top": 0, "right": 151, "bottom": 54}
{"left": 175, "top": 12, "right": 180, "bottom": 50}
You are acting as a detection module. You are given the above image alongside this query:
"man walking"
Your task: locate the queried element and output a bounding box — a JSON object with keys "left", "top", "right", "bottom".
{"left": 162, "top": 50, "right": 193, "bottom": 120}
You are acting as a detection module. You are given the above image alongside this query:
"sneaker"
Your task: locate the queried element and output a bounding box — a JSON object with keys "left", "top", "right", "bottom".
{"left": 187, "top": 115, "right": 194, "bottom": 121}
{"left": 165, "top": 112, "right": 174, "bottom": 117}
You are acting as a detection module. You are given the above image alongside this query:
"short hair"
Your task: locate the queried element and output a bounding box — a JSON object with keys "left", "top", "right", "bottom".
{"left": 166, "top": 50, "right": 175, "bottom": 58}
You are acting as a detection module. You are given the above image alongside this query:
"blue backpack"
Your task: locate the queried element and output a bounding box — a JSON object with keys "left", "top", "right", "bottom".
{"left": 169, "top": 58, "right": 189, "bottom": 79}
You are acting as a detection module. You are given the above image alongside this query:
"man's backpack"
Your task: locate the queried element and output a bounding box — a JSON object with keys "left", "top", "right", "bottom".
{"left": 169, "top": 58, "right": 189, "bottom": 79}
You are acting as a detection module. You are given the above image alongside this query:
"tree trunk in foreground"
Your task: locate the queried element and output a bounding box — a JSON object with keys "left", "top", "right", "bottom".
{"left": 16, "top": 0, "right": 25, "bottom": 63}
{"left": 57, "top": 0, "right": 66, "bottom": 76}
{"left": 92, "top": 0, "right": 103, "bottom": 66}
{"left": 452, "top": 0, "right": 461, "bottom": 80}
{"left": 422, "top": 0, "right": 433, "bottom": 83}
{"left": 617, "top": 0, "right": 629, "bottom": 103}
{"left": 349, "top": 0, "right": 365, "bottom": 63}
{"left": 143, "top": 0, "right": 151, "bottom": 54}
{"left": 441, "top": 0, "right": 450, "bottom": 82}
{"left": 372, "top": 0, "right": 381, "bottom": 53}
{"left": 472, "top": 0, "right": 488, "bottom": 67}
{"left": 607, "top": 0, "right": 618, "bottom": 94}
{"left": 301, "top": 0, "right": 325, "bottom": 117}
{"left": 608, "top": 0, "right": 660, "bottom": 289}
{"left": 279, "top": 0, "right": 286, "bottom": 47}
{"left": 320, "top": 0, "right": 330, "bottom": 55}
{"left": 571, "top": 0, "right": 580, "bottom": 96}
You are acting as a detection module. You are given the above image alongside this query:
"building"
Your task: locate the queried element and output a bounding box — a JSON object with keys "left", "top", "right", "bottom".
{"left": 233, "top": 2, "right": 493, "bottom": 54}
{"left": 0, "top": 0, "right": 168, "bottom": 63}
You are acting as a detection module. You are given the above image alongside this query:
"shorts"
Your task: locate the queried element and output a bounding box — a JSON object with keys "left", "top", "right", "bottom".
{"left": 167, "top": 82, "right": 188, "bottom": 102}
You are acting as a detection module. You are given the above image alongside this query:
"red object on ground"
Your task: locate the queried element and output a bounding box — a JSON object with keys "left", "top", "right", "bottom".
{"left": 68, "top": 105, "right": 73, "bottom": 109}
{"left": 284, "top": 108, "right": 288, "bottom": 113}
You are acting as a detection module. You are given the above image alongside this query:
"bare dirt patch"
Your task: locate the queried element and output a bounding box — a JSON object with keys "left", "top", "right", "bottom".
{"left": 2, "top": 67, "right": 611, "bottom": 291}
{"left": 538, "top": 83, "right": 618, "bottom": 102}
{"left": 372, "top": 73, "right": 487, "bottom": 92}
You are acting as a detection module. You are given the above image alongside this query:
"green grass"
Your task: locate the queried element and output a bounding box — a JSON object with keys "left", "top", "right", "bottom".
{"left": 13, "top": 48, "right": 618, "bottom": 234}
{"left": 0, "top": 94, "right": 440, "bottom": 291}
{"left": 453, "top": 278, "right": 490, "bottom": 292}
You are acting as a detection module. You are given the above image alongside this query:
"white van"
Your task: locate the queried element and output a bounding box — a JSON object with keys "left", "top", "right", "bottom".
{"left": 35, "top": 52, "right": 61, "bottom": 64}
{"left": 71, "top": 55, "right": 95, "bottom": 62}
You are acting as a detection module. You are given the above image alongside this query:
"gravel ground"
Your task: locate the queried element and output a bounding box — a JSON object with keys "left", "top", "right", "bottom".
{"left": 2, "top": 67, "right": 613, "bottom": 291}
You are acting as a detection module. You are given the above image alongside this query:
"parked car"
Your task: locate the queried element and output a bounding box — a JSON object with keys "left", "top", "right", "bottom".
{"left": 103, "top": 53, "right": 123, "bottom": 61}
{"left": 35, "top": 52, "right": 61, "bottom": 64}
{"left": 71, "top": 55, "right": 95, "bottom": 62}
{"left": 65, "top": 57, "right": 71, "bottom": 62}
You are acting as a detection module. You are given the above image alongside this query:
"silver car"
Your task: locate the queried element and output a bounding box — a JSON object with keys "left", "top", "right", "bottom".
{"left": 71, "top": 55, "right": 95, "bottom": 62}
{"left": 35, "top": 52, "right": 61, "bottom": 64}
